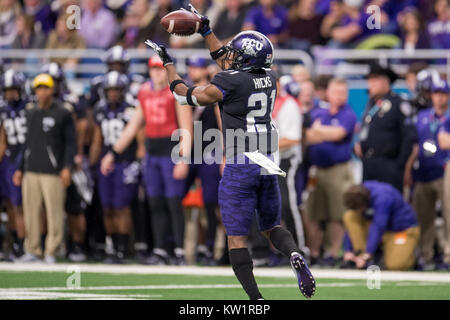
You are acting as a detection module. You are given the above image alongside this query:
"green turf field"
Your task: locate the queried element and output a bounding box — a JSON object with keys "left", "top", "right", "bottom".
{"left": 0, "top": 264, "right": 449, "bottom": 300}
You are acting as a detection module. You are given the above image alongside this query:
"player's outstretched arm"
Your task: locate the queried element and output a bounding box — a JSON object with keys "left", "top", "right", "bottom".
{"left": 166, "top": 63, "right": 223, "bottom": 106}
{"left": 145, "top": 40, "right": 223, "bottom": 106}
{"left": 187, "top": 4, "right": 229, "bottom": 69}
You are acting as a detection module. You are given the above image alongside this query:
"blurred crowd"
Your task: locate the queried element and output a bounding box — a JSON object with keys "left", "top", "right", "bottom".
{"left": 0, "top": 0, "right": 449, "bottom": 272}
{"left": 1, "top": 0, "right": 449, "bottom": 54}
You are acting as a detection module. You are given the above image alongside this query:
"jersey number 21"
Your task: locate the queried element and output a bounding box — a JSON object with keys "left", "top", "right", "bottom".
{"left": 246, "top": 89, "right": 276, "bottom": 133}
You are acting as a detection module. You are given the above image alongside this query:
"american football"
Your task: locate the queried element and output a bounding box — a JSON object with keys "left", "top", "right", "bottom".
{"left": 160, "top": 10, "right": 202, "bottom": 36}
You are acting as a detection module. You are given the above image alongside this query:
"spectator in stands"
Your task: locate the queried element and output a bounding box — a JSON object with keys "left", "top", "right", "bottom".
{"left": 79, "top": 0, "right": 119, "bottom": 49}
{"left": 243, "top": 0, "right": 289, "bottom": 47}
{"left": 343, "top": 182, "right": 420, "bottom": 270}
{"left": 46, "top": 13, "right": 86, "bottom": 69}
{"left": 13, "top": 74, "right": 77, "bottom": 263}
{"left": 104, "top": 0, "right": 133, "bottom": 20}
{"left": 375, "top": 0, "right": 419, "bottom": 34}
{"left": 405, "top": 80, "right": 450, "bottom": 270}
{"left": 170, "top": 0, "right": 220, "bottom": 48}
{"left": 288, "top": 0, "right": 325, "bottom": 51}
{"left": 0, "top": 0, "right": 21, "bottom": 49}
{"left": 315, "top": 0, "right": 333, "bottom": 15}
{"left": 398, "top": 7, "right": 431, "bottom": 53}
{"left": 304, "top": 78, "right": 357, "bottom": 266}
{"left": 321, "top": 0, "right": 386, "bottom": 48}
{"left": 23, "top": 0, "right": 57, "bottom": 34}
{"left": 11, "top": 14, "right": 46, "bottom": 50}
{"left": 118, "top": 4, "right": 141, "bottom": 48}
{"left": 214, "top": 0, "right": 248, "bottom": 44}
{"left": 437, "top": 84, "right": 450, "bottom": 270}
{"left": 135, "top": 0, "right": 173, "bottom": 48}
{"left": 118, "top": 0, "right": 161, "bottom": 49}
{"left": 320, "top": 0, "right": 347, "bottom": 44}
{"left": 428, "top": 0, "right": 450, "bottom": 49}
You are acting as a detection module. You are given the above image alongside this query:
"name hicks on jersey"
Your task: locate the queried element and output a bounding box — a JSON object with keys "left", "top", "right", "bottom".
{"left": 253, "top": 76, "right": 272, "bottom": 89}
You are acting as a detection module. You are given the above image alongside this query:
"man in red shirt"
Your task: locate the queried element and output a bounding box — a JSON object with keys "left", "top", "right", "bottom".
{"left": 101, "top": 56, "right": 192, "bottom": 265}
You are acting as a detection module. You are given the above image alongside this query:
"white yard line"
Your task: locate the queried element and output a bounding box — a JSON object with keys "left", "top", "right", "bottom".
{"left": 0, "top": 283, "right": 358, "bottom": 293}
{"left": 1, "top": 262, "right": 450, "bottom": 283}
{"left": 0, "top": 291, "right": 160, "bottom": 300}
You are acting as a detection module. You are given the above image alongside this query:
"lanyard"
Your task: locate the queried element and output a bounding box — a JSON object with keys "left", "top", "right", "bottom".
{"left": 429, "top": 109, "right": 450, "bottom": 134}
{"left": 364, "top": 100, "right": 382, "bottom": 123}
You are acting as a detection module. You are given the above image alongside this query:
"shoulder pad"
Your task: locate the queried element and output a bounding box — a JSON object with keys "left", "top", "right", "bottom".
{"left": 224, "top": 70, "right": 240, "bottom": 75}
{"left": 96, "top": 99, "right": 108, "bottom": 110}
{"left": 91, "top": 75, "right": 104, "bottom": 86}
{"left": 126, "top": 93, "right": 137, "bottom": 106}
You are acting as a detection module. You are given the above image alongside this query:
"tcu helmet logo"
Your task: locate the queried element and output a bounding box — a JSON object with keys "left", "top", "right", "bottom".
{"left": 241, "top": 38, "right": 264, "bottom": 57}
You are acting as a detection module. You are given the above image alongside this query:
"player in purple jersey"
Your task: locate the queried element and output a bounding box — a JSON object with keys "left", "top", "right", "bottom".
{"left": 145, "top": 4, "right": 315, "bottom": 300}
{"left": 89, "top": 71, "right": 142, "bottom": 264}
{"left": 183, "top": 56, "right": 222, "bottom": 265}
{"left": 0, "top": 69, "right": 28, "bottom": 258}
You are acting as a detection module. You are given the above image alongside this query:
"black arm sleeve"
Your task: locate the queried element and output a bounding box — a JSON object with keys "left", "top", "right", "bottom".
{"left": 396, "top": 102, "right": 417, "bottom": 168}
{"left": 19, "top": 109, "right": 32, "bottom": 172}
{"left": 62, "top": 111, "right": 77, "bottom": 169}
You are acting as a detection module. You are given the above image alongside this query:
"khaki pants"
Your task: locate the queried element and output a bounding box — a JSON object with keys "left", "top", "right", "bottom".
{"left": 22, "top": 172, "right": 66, "bottom": 257}
{"left": 343, "top": 210, "right": 420, "bottom": 270}
{"left": 306, "top": 161, "right": 354, "bottom": 222}
{"left": 413, "top": 178, "right": 447, "bottom": 264}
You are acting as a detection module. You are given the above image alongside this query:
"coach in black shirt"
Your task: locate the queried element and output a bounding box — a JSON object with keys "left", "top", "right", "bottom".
{"left": 13, "top": 73, "right": 76, "bottom": 263}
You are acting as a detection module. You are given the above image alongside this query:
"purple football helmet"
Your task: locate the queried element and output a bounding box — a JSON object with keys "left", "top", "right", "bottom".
{"left": 1, "top": 69, "right": 26, "bottom": 91}
{"left": 41, "top": 62, "right": 65, "bottom": 84}
{"left": 416, "top": 68, "right": 440, "bottom": 93}
{"left": 104, "top": 45, "right": 130, "bottom": 71}
{"left": 102, "top": 71, "right": 129, "bottom": 90}
{"left": 225, "top": 31, "right": 274, "bottom": 71}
